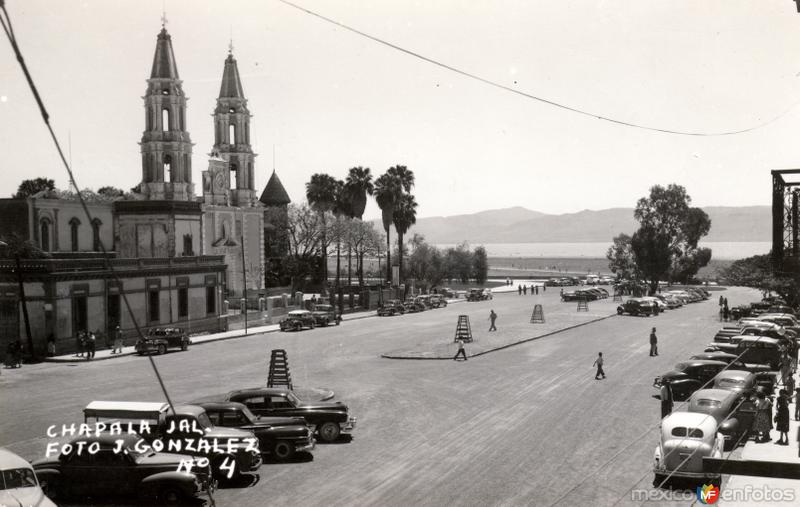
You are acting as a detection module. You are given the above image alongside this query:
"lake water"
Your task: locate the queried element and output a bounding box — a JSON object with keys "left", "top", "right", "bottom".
{"left": 435, "top": 242, "right": 771, "bottom": 260}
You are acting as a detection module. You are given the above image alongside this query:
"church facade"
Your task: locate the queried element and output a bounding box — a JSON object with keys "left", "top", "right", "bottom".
{"left": 0, "top": 25, "right": 287, "bottom": 355}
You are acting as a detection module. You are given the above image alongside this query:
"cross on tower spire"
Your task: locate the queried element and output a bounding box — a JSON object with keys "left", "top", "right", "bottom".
{"left": 161, "top": 1, "right": 168, "bottom": 28}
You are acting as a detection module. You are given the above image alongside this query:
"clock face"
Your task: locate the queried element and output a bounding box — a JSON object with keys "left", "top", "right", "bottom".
{"left": 214, "top": 172, "right": 226, "bottom": 191}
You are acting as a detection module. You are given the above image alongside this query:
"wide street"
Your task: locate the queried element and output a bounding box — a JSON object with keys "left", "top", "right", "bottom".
{"left": 0, "top": 286, "right": 758, "bottom": 506}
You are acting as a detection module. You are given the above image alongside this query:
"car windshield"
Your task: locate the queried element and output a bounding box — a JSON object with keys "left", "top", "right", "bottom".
{"left": 695, "top": 399, "right": 722, "bottom": 409}
{"left": 0, "top": 468, "right": 37, "bottom": 489}
{"left": 674, "top": 363, "right": 689, "bottom": 372}
{"left": 718, "top": 378, "right": 745, "bottom": 386}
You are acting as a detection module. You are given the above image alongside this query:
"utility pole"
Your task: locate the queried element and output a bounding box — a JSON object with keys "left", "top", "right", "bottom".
{"left": 241, "top": 234, "right": 248, "bottom": 335}
{"left": 0, "top": 241, "right": 34, "bottom": 360}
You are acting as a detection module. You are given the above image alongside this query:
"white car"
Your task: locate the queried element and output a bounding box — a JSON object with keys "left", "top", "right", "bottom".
{"left": 653, "top": 412, "right": 723, "bottom": 487}
{"left": 0, "top": 448, "right": 56, "bottom": 507}
{"left": 642, "top": 296, "right": 668, "bottom": 311}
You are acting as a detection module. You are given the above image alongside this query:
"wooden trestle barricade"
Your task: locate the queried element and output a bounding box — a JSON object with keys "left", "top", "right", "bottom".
{"left": 267, "top": 349, "right": 293, "bottom": 390}
{"left": 530, "top": 304, "right": 545, "bottom": 323}
{"left": 454, "top": 315, "right": 473, "bottom": 343}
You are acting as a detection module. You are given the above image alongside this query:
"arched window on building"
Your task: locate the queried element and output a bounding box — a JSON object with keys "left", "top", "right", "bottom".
{"left": 229, "top": 124, "right": 236, "bottom": 145}
{"left": 69, "top": 217, "right": 81, "bottom": 252}
{"left": 40, "top": 218, "right": 51, "bottom": 252}
{"left": 91, "top": 218, "right": 102, "bottom": 251}
{"left": 230, "top": 162, "right": 239, "bottom": 190}
{"left": 164, "top": 154, "right": 173, "bottom": 182}
{"left": 162, "top": 108, "right": 170, "bottom": 132}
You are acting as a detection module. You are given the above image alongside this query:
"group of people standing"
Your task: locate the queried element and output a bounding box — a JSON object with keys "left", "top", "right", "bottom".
{"left": 517, "top": 284, "right": 540, "bottom": 295}
{"left": 718, "top": 295, "right": 730, "bottom": 321}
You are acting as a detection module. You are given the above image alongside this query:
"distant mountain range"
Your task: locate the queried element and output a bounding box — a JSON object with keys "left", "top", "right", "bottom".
{"left": 372, "top": 205, "right": 770, "bottom": 244}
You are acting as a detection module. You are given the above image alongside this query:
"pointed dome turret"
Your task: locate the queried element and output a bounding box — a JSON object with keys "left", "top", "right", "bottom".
{"left": 219, "top": 52, "right": 245, "bottom": 99}
{"left": 150, "top": 28, "right": 180, "bottom": 79}
{"left": 260, "top": 170, "right": 291, "bottom": 206}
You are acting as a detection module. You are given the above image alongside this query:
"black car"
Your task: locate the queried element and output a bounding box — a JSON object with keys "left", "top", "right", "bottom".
{"left": 653, "top": 360, "right": 728, "bottom": 401}
{"left": 33, "top": 434, "right": 213, "bottom": 504}
{"left": 377, "top": 300, "right": 405, "bottom": 316}
{"left": 135, "top": 327, "right": 190, "bottom": 355}
{"left": 617, "top": 298, "right": 655, "bottom": 317}
{"left": 311, "top": 304, "right": 341, "bottom": 327}
{"left": 223, "top": 388, "right": 356, "bottom": 443}
{"left": 197, "top": 401, "right": 315, "bottom": 461}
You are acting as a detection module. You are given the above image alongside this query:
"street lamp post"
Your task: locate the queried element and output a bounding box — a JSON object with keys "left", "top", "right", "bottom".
{"left": 0, "top": 240, "right": 34, "bottom": 360}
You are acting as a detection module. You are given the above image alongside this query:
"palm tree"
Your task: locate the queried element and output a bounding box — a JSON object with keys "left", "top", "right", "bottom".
{"left": 374, "top": 173, "right": 400, "bottom": 283}
{"left": 392, "top": 193, "right": 418, "bottom": 283}
{"left": 387, "top": 165, "right": 414, "bottom": 194}
{"left": 306, "top": 173, "right": 338, "bottom": 292}
{"left": 345, "top": 167, "right": 373, "bottom": 284}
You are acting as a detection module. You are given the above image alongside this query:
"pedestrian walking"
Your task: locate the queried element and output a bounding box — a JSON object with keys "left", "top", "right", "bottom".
{"left": 46, "top": 334, "right": 56, "bottom": 357}
{"left": 593, "top": 352, "right": 606, "bottom": 379}
{"left": 753, "top": 391, "right": 773, "bottom": 443}
{"left": 719, "top": 306, "right": 724, "bottom": 322}
{"left": 786, "top": 374, "right": 796, "bottom": 399}
{"left": 523, "top": 285, "right": 527, "bottom": 295}
{"left": 776, "top": 390, "right": 790, "bottom": 445}
{"left": 543, "top": 284, "right": 546, "bottom": 293}
{"left": 649, "top": 327, "right": 658, "bottom": 357}
{"left": 660, "top": 383, "right": 673, "bottom": 418}
{"left": 112, "top": 325, "right": 123, "bottom": 354}
{"left": 6, "top": 339, "right": 22, "bottom": 368}
{"left": 86, "top": 331, "right": 96, "bottom": 360}
{"left": 488, "top": 310, "right": 497, "bottom": 331}
{"left": 719, "top": 295, "right": 724, "bottom": 307}
{"left": 560, "top": 288, "right": 564, "bottom": 300}
{"left": 75, "top": 332, "right": 85, "bottom": 358}
{"left": 518, "top": 285, "right": 522, "bottom": 296}
{"left": 653, "top": 302, "right": 660, "bottom": 316}
{"left": 723, "top": 305, "right": 729, "bottom": 322}
{"left": 723, "top": 297, "right": 728, "bottom": 308}
{"left": 453, "top": 338, "right": 467, "bottom": 361}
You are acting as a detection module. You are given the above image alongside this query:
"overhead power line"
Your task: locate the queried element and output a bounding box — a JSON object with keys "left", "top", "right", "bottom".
{"left": 277, "top": 0, "right": 799, "bottom": 137}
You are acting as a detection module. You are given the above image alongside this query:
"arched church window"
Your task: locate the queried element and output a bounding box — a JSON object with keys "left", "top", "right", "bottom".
{"left": 91, "top": 218, "right": 102, "bottom": 251}
{"left": 229, "top": 124, "right": 236, "bottom": 145}
{"left": 40, "top": 218, "right": 51, "bottom": 252}
{"left": 230, "top": 162, "right": 238, "bottom": 190}
{"left": 162, "top": 108, "right": 170, "bottom": 132}
{"left": 164, "top": 154, "right": 173, "bottom": 182}
{"left": 69, "top": 217, "right": 81, "bottom": 252}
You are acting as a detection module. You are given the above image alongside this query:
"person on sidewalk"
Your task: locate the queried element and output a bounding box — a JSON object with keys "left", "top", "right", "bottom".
{"left": 593, "top": 352, "right": 606, "bottom": 379}
{"left": 523, "top": 285, "right": 527, "bottom": 295}
{"left": 753, "top": 390, "right": 773, "bottom": 443}
{"left": 453, "top": 338, "right": 467, "bottom": 361}
{"left": 776, "top": 390, "right": 790, "bottom": 445}
{"left": 518, "top": 285, "right": 522, "bottom": 296}
{"left": 75, "top": 332, "right": 85, "bottom": 358}
{"left": 488, "top": 310, "right": 497, "bottom": 332}
{"left": 649, "top": 327, "right": 658, "bottom": 357}
{"left": 86, "top": 331, "right": 96, "bottom": 360}
{"left": 112, "top": 325, "right": 123, "bottom": 354}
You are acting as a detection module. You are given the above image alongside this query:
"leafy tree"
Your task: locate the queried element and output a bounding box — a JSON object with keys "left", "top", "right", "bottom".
{"left": 97, "top": 186, "right": 125, "bottom": 198}
{"left": 671, "top": 247, "right": 712, "bottom": 284}
{"left": 445, "top": 242, "right": 473, "bottom": 284}
{"left": 631, "top": 225, "right": 673, "bottom": 294}
{"left": 606, "top": 233, "right": 636, "bottom": 280}
{"left": 472, "top": 245, "right": 489, "bottom": 284}
{"left": 14, "top": 178, "right": 55, "bottom": 198}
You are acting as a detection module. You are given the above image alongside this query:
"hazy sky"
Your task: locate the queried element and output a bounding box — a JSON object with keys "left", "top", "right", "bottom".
{"left": 2, "top": 0, "right": 800, "bottom": 220}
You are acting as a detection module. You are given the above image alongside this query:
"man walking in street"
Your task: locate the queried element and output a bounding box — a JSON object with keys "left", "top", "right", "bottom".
{"left": 86, "top": 331, "right": 96, "bottom": 360}
{"left": 593, "top": 352, "right": 606, "bottom": 379}
{"left": 489, "top": 310, "right": 497, "bottom": 331}
{"left": 453, "top": 337, "right": 467, "bottom": 361}
{"left": 650, "top": 327, "right": 658, "bottom": 356}
{"left": 112, "top": 325, "right": 123, "bottom": 354}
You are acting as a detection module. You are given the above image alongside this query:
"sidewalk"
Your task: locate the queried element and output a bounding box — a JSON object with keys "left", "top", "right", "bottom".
{"left": 44, "top": 297, "right": 466, "bottom": 364}
{"left": 721, "top": 372, "right": 800, "bottom": 506}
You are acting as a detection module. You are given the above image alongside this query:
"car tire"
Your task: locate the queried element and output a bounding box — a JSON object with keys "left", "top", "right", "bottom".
{"left": 160, "top": 486, "right": 183, "bottom": 504}
{"left": 318, "top": 421, "right": 341, "bottom": 442}
{"left": 157, "top": 344, "right": 167, "bottom": 355}
{"left": 272, "top": 440, "right": 295, "bottom": 461}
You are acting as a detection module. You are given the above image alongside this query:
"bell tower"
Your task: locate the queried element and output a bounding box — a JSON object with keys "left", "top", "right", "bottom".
{"left": 212, "top": 46, "right": 257, "bottom": 207}
{"left": 139, "top": 25, "right": 194, "bottom": 201}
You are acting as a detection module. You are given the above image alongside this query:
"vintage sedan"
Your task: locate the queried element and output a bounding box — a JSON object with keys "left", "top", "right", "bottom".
{"left": 197, "top": 402, "right": 315, "bottom": 461}
{"left": 403, "top": 298, "right": 426, "bottom": 313}
{"left": 222, "top": 387, "right": 356, "bottom": 443}
{"left": 684, "top": 389, "right": 756, "bottom": 450}
{"left": 428, "top": 294, "right": 448, "bottom": 308}
{"left": 33, "top": 434, "right": 213, "bottom": 504}
{"left": 135, "top": 327, "right": 190, "bottom": 355}
{"left": 712, "top": 369, "right": 776, "bottom": 396}
{"left": 0, "top": 448, "right": 56, "bottom": 507}
{"left": 653, "top": 360, "right": 728, "bottom": 401}
{"left": 280, "top": 310, "right": 316, "bottom": 332}
{"left": 377, "top": 300, "right": 405, "bottom": 316}
{"left": 617, "top": 298, "right": 655, "bottom": 317}
{"left": 311, "top": 304, "right": 341, "bottom": 327}
{"left": 653, "top": 412, "right": 723, "bottom": 487}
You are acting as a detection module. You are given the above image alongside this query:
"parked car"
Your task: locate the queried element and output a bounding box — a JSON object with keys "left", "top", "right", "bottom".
{"left": 683, "top": 389, "right": 756, "bottom": 450}
{"left": 311, "top": 304, "right": 340, "bottom": 327}
{"left": 135, "top": 327, "right": 189, "bottom": 355}
{"left": 658, "top": 294, "right": 682, "bottom": 309}
{"left": 467, "top": 288, "right": 492, "bottom": 301}
{"left": 712, "top": 370, "right": 760, "bottom": 397}
{"left": 83, "top": 401, "right": 261, "bottom": 479}
{"left": 436, "top": 287, "right": 455, "bottom": 298}
{"left": 688, "top": 352, "right": 773, "bottom": 375}
{"left": 280, "top": 310, "right": 316, "bottom": 332}
{"left": 428, "top": 294, "right": 448, "bottom": 308}
{"left": 735, "top": 336, "right": 783, "bottom": 370}
{"left": 33, "top": 434, "right": 213, "bottom": 504}
{"left": 653, "top": 360, "right": 728, "bottom": 401}
{"left": 641, "top": 296, "right": 668, "bottom": 311}
{"left": 0, "top": 448, "right": 56, "bottom": 507}
{"left": 730, "top": 304, "right": 752, "bottom": 320}
{"left": 197, "top": 402, "right": 315, "bottom": 461}
{"left": 377, "top": 300, "right": 405, "bottom": 316}
{"left": 414, "top": 295, "right": 433, "bottom": 310}
{"left": 617, "top": 298, "right": 655, "bottom": 317}
{"left": 653, "top": 412, "right": 723, "bottom": 487}
{"left": 403, "top": 298, "right": 426, "bottom": 313}
{"left": 767, "top": 305, "right": 796, "bottom": 316}
{"left": 222, "top": 387, "right": 356, "bottom": 443}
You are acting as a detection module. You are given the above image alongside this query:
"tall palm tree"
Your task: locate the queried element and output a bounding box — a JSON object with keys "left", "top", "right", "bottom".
{"left": 374, "top": 173, "right": 400, "bottom": 283}
{"left": 306, "top": 173, "right": 338, "bottom": 292}
{"left": 392, "top": 193, "right": 418, "bottom": 284}
{"left": 345, "top": 167, "right": 373, "bottom": 284}
{"left": 387, "top": 165, "right": 414, "bottom": 194}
